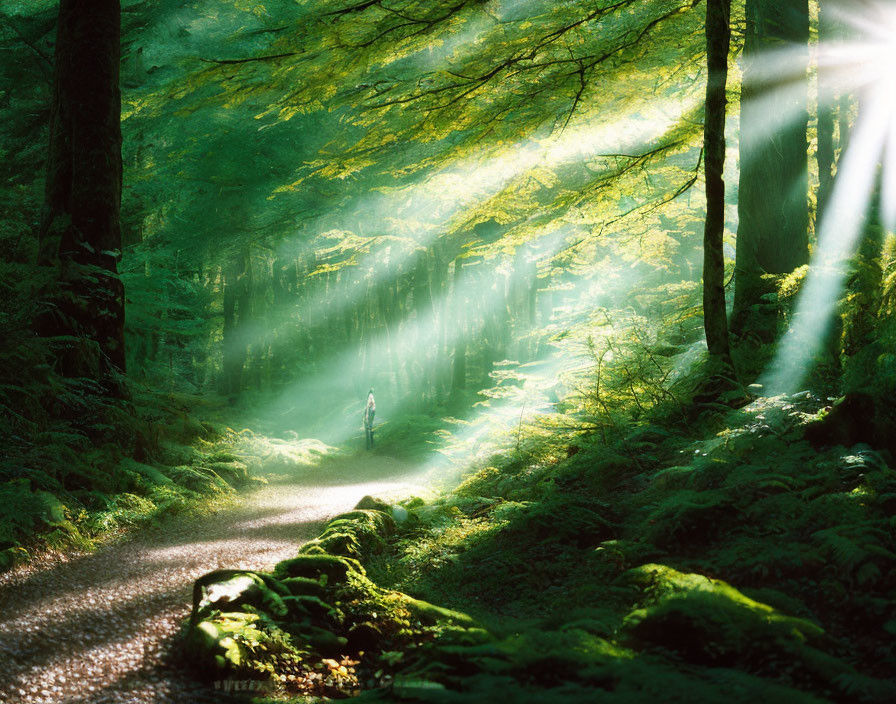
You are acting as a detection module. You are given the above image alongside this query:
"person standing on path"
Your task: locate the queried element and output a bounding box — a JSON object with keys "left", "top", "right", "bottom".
{"left": 364, "top": 389, "right": 376, "bottom": 450}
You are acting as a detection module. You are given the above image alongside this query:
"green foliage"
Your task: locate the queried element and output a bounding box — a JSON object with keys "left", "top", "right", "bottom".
{"left": 356, "top": 386, "right": 896, "bottom": 702}
{"left": 301, "top": 509, "right": 397, "bottom": 559}
{"left": 370, "top": 415, "right": 447, "bottom": 461}
{"left": 187, "top": 505, "right": 489, "bottom": 698}
{"left": 4, "top": 1, "right": 896, "bottom": 699}
{"left": 0, "top": 479, "right": 75, "bottom": 545}
{"left": 0, "top": 386, "right": 264, "bottom": 564}
{"left": 4, "top": 0, "right": 725, "bottom": 441}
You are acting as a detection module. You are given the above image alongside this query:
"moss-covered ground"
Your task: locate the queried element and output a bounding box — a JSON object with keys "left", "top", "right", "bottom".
{"left": 0, "top": 390, "right": 317, "bottom": 572}
{"left": 184, "top": 390, "right": 896, "bottom": 703}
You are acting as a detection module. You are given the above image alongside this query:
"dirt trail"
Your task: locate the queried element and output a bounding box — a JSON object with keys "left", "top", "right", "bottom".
{"left": 0, "top": 453, "right": 425, "bottom": 704}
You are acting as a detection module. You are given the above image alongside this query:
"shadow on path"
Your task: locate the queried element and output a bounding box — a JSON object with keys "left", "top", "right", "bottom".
{"left": 0, "top": 451, "right": 426, "bottom": 704}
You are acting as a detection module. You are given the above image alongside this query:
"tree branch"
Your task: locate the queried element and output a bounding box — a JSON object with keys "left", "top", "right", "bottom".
{"left": 199, "top": 52, "right": 301, "bottom": 65}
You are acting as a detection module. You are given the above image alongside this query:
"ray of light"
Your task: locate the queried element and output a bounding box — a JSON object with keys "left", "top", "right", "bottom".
{"left": 763, "top": 85, "right": 892, "bottom": 394}
{"left": 219, "top": 95, "right": 697, "bottom": 418}
{"left": 265, "top": 223, "right": 582, "bottom": 442}
{"left": 883, "top": 107, "right": 896, "bottom": 232}
{"left": 222, "top": 96, "right": 691, "bottom": 363}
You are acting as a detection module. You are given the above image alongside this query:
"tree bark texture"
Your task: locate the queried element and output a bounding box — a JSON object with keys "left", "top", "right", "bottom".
{"left": 37, "top": 0, "right": 125, "bottom": 378}
{"left": 703, "top": 0, "right": 733, "bottom": 361}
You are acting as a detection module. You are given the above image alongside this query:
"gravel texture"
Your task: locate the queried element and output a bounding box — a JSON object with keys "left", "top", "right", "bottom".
{"left": 0, "top": 455, "right": 422, "bottom": 704}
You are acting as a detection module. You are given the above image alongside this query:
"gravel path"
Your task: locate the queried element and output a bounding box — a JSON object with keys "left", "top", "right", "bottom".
{"left": 0, "top": 454, "right": 424, "bottom": 704}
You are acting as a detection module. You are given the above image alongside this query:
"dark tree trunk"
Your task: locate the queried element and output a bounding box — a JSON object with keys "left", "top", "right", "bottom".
{"left": 36, "top": 0, "right": 125, "bottom": 383}
{"left": 817, "top": 3, "right": 835, "bottom": 217}
{"left": 733, "top": 0, "right": 810, "bottom": 328}
{"left": 703, "top": 0, "right": 733, "bottom": 363}
{"left": 817, "top": 0, "right": 839, "bottom": 217}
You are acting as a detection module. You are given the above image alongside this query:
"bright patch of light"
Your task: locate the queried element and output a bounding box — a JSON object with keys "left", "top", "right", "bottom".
{"left": 763, "top": 1, "right": 896, "bottom": 393}
{"left": 263, "top": 94, "right": 697, "bottom": 342}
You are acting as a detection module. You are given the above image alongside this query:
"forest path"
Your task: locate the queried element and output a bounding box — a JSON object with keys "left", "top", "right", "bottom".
{"left": 0, "top": 451, "right": 425, "bottom": 704}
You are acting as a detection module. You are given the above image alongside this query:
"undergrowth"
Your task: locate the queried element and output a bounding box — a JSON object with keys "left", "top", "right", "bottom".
{"left": 0, "top": 382, "right": 274, "bottom": 571}
{"left": 357, "top": 388, "right": 896, "bottom": 702}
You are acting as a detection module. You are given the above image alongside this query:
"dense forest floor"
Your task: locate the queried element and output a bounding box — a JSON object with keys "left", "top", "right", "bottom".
{"left": 4, "top": 1, "right": 896, "bottom": 703}
{"left": 174, "top": 390, "right": 896, "bottom": 704}
{"left": 0, "top": 450, "right": 424, "bottom": 704}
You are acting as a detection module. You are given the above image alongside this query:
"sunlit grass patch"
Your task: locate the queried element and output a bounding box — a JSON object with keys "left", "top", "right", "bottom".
{"left": 369, "top": 514, "right": 495, "bottom": 593}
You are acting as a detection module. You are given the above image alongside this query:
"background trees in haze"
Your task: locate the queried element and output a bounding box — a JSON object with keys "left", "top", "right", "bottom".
{"left": 1, "top": 0, "right": 894, "bottom": 530}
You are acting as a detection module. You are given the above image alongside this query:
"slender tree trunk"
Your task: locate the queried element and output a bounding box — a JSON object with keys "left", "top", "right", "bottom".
{"left": 703, "top": 0, "right": 733, "bottom": 363}
{"left": 817, "top": 0, "right": 837, "bottom": 216}
{"left": 36, "top": 0, "right": 125, "bottom": 383}
{"left": 733, "top": 0, "right": 810, "bottom": 328}
{"left": 271, "top": 257, "right": 290, "bottom": 388}
{"left": 838, "top": 95, "right": 851, "bottom": 154}
{"left": 222, "top": 250, "right": 251, "bottom": 396}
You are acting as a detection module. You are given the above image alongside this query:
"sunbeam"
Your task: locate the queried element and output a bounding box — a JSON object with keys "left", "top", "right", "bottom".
{"left": 762, "top": 0, "right": 896, "bottom": 393}
{"left": 9, "top": 0, "right": 896, "bottom": 700}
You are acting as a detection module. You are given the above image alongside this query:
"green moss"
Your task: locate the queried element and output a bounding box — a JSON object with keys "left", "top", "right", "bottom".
{"left": 299, "top": 509, "right": 396, "bottom": 561}
{"left": 281, "top": 576, "right": 328, "bottom": 598}
{"left": 187, "top": 611, "right": 301, "bottom": 678}
{"left": 355, "top": 495, "right": 392, "bottom": 512}
{"left": 621, "top": 564, "right": 857, "bottom": 692}
{"left": 194, "top": 571, "right": 288, "bottom": 621}
{"left": 273, "top": 553, "right": 363, "bottom": 584}
{"left": 400, "top": 595, "right": 481, "bottom": 628}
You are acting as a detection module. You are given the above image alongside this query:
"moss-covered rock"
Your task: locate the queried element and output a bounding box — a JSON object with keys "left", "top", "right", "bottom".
{"left": 355, "top": 495, "right": 391, "bottom": 512}
{"left": 193, "top": 570, "right": 289, "bottom": 622}
{"left": 187, "top": 611, "right": 302, "bottom": 678}
{"left": 400, "top": 595, "right": 480, "bottom": 628}
{"left": 621, "top": 564, "right": 857, "bottom": 691}
{"left": 281, "top": 576, "right": 328, "bottom": 598}
{"left": 300, "top": 509, "right": 396, "bottom": 559}
{"left": 186, "top": 501, "right": 489, "bottom": 698}
{"left": 273, "top": 553, "right": 363, "bottom": 584}
{"left": 283, "top": 594, "right": 338, "bottom": 621}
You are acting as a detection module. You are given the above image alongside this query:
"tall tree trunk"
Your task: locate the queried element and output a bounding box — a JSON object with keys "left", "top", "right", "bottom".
{"left": 838, "top": 95, "right": 851, "bottom": 155}
{"left": 238, "top": 249, "right": 255, "bottom": 390}
{"left": 817, "top": 2, "right": 836, "bottom": 217}
{"left": 37, "top": 0, "right": 125, "bottom": 383}
{"left": 733, "top": 0, "right": 810, "bottom": 329}
{"left": 271, "top": 257, "right": 290, "bottom": 388}
{"left": 703, "top": 0, "right": 733, "bottom": 363}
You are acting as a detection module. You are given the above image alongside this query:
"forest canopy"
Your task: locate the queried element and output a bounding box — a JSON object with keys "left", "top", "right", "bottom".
{"left": 2, "top": 0, "right": 896, "bottom": 702}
